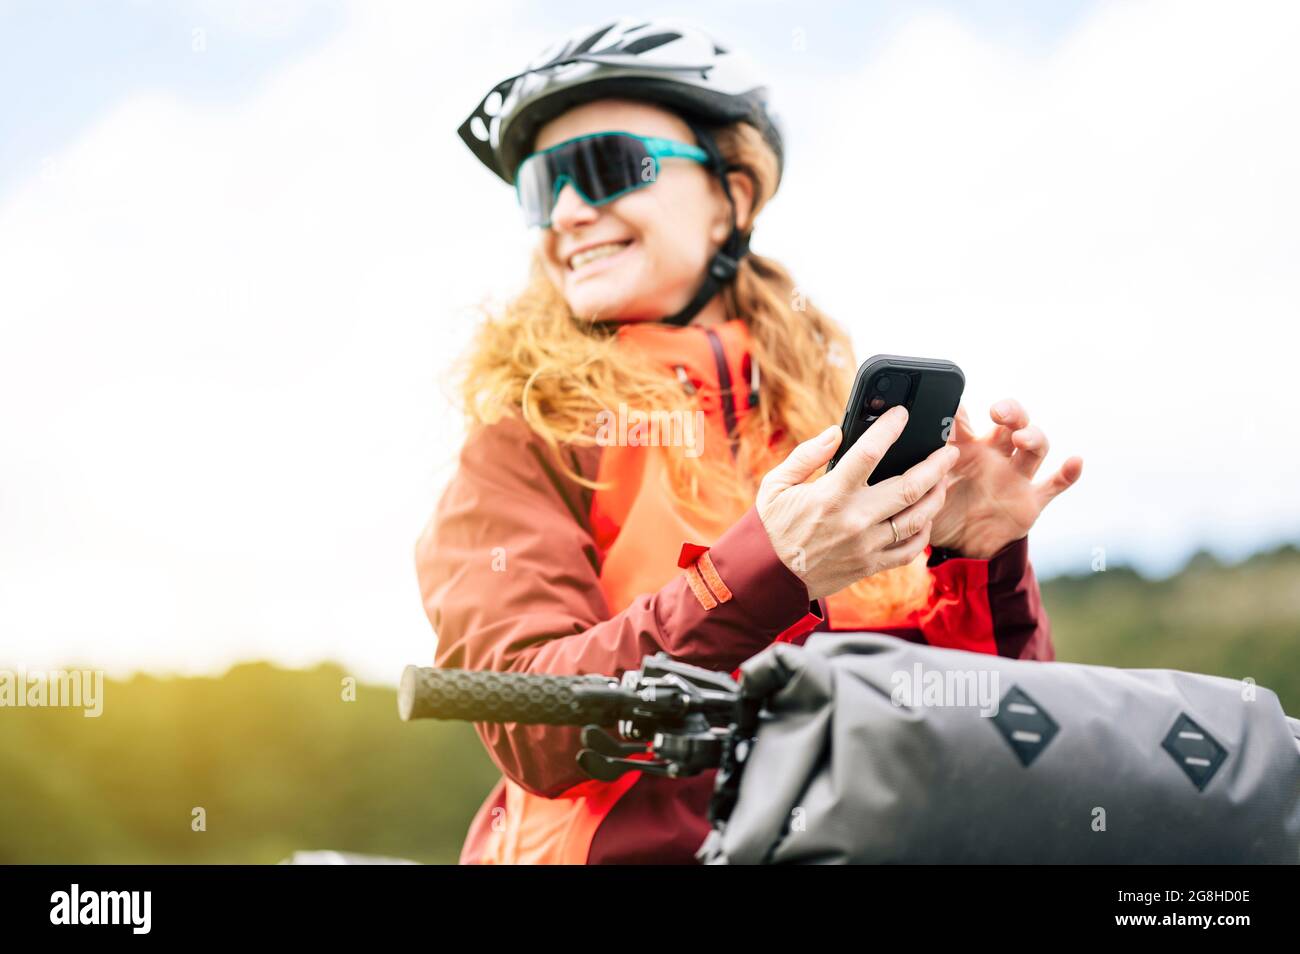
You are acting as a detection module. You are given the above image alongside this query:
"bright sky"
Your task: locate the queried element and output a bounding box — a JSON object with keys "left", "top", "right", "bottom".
{"left": 2, "top": 0, "right": 1298, "bottom": 681}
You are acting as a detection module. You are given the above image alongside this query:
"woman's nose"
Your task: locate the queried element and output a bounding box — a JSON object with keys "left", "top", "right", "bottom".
{"left": 549, "top": 182, "right": 598, "bottom": 230}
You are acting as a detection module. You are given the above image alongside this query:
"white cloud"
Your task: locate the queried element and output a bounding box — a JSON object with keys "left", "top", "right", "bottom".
{"left": 1, "top": 0, "right": 1297, "bottom": 681}
{"left": 0, "top": 0, "right": 546, "bottom": 680}
{"left": 764, "top": 0, "right": 1300, "bottom": 575}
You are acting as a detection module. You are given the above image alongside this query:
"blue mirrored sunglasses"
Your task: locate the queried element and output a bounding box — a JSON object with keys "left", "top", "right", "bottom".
{"left": 514, "top": 131, "right": 711, "bottom": 228}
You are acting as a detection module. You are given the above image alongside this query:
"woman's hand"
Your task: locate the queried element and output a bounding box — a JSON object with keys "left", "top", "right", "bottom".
{"left": 929, "top": 399, "right": 1083, "bottom": 560}
{"left": 756, "top": 405, "right": 959, "bottom": 601}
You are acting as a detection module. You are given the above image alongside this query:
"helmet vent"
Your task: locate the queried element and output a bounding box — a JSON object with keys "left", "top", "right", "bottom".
{"left": 573, "top": 22, "right": 617, "bottom": 56}
{"left": 622, "top": 32, "right": 683, "bottom": 55}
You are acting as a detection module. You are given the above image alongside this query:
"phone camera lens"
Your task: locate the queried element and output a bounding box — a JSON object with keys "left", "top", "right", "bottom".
{"left": 869, "top": 395, "right": 886, "bottom": 412}
{"left": 876, "top": 376, "right": 892, "bottom": 393}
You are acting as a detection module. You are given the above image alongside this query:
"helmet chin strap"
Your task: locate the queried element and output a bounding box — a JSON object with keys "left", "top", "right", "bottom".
{"left": 658, "top": 121, "right": 750, "bottom": 328}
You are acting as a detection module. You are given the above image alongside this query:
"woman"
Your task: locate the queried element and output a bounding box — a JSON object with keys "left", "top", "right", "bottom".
{"left": 417, "top": 18, "right": 1082, "bottom": 864}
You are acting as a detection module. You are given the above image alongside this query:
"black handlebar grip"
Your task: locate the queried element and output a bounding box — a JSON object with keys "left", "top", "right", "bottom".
{"left": 398, "top": 665, "right": 620, "bottom": 725}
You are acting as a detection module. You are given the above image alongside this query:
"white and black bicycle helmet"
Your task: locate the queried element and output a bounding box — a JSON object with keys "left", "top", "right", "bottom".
{"left": 457, "top": 17, "right": 785, "bottom": 326}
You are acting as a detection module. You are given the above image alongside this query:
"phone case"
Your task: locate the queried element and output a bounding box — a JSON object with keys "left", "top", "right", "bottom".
{"left": 827, "top": 354, "right": 965, "bottom": 484}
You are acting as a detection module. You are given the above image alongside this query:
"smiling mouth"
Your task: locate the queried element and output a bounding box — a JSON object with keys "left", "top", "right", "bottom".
{"left": 567, "top": 240, "right": 633, "bottom": 271}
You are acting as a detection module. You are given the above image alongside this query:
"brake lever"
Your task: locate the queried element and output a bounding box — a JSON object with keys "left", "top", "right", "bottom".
{"left": 581, "top": 725, "right": 648, "bottom": 758}
{"left": 576, "top": 748, "right": 680, "bottom": 782}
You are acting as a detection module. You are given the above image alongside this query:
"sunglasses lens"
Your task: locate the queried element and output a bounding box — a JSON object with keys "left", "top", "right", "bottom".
{"left": 516, "top": 134, "right": 651, "bottom": 227}
{"left": 572, "top": 134, "right": 647, "bottom": 202}
{"left": 516, "top": 153, "right": 554, "bottom": 228}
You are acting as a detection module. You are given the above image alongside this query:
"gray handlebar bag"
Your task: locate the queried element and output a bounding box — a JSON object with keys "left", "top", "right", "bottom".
{"left": 697, "top": 633, "right": 1300, "bottom": 864}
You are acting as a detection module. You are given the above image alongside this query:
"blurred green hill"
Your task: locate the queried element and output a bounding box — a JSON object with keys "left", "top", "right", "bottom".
{"left": 1, "top": 543, "right": 1296, "bottom": 863}
{"left": 0, "top": 662, "right": 499, "bottom": 864}
{"left": 1045, "top": 542, "right": 1300, "bottom": 711}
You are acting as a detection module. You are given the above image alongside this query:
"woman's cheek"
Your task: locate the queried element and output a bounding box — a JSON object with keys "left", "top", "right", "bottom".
{"left": 632, "top": 249, "right": 682, "bottom": 315}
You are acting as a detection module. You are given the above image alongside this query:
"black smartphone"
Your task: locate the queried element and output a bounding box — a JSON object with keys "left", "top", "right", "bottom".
{"left": 826, "top": 354, "right": 965, "bottom": 483}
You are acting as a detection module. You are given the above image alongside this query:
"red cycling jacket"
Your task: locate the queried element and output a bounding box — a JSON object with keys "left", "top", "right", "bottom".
{"left": 415, "top": 317, "right": 1054, "bottom": 864}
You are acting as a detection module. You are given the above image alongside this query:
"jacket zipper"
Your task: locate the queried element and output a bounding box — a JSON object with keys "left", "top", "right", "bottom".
{"left": 705, "top": 328, "right": 739, "bottom": 457}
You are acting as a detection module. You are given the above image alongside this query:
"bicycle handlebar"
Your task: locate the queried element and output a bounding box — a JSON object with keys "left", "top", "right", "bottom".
{"left": 398, "top": 654, "right": 751, "bottom": 791}
{"left": 397, "top": 665, "right": 622, "bottom": 725}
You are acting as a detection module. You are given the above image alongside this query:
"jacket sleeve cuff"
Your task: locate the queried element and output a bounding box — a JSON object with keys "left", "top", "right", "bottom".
{"left": 928, "top": 536, "right": 1028, "bottom": 576}
{"left": 774, "top": 599, "right": 824, "bottom": 645}
{"left": 985, "top": 535, "right": 1031, "bottom": 588}
{"left": 677, "top": 506, "right": 812, "bottom": 639}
